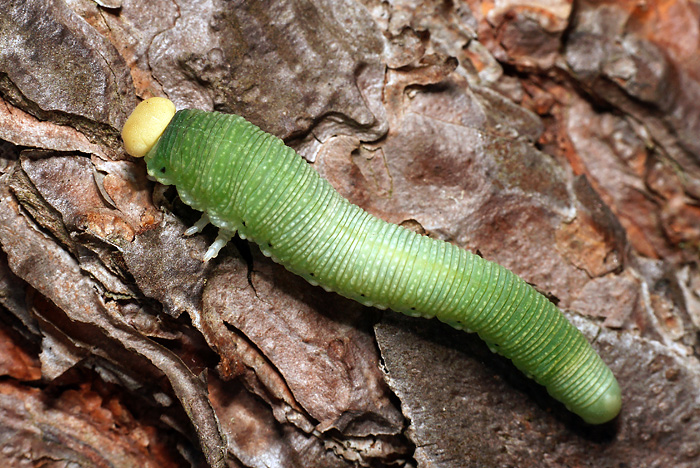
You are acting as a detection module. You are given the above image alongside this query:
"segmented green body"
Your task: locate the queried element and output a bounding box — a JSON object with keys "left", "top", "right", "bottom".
{"left": 145, "top": 109, "right": 620, "bottom": 424}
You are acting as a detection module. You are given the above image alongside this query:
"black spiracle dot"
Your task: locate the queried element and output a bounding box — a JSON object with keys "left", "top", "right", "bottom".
{"left": 159, "top": 166, "right": 167, "bottom": 174}
{"left": 309, "top": 272, "right": 314, "bottom": 277}
{"left": 360, "top": 293, "right": 365, "bottom": 297}
{"left": 242, "top": 220, "right": 246, "bottom": 227}
{"left": 268, "top": 242, "right": 273, "bottom": 248}
{"left": 410, "top": 307, "right": 416, "bottom": 311}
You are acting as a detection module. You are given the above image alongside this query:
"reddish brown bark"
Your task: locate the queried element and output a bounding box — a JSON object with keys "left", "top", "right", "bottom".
{"left": 1, "top": 1, "right": 698, "bottom": 467}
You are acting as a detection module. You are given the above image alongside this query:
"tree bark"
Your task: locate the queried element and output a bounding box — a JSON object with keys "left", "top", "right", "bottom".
{"left": 1, "top": 0, "right": 699, "bottom": 467}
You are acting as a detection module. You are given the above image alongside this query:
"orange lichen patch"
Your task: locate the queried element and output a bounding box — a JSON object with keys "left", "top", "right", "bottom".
{"left": 83, "top": 208, "right": 136, "bottom": 242}
{"left": 480, "top": 0, "right": 495, "bottom": 18}
{"left": 60, "top": 385, "right": 120, "bottom": 426}
{"left": 556, "top": 217, "right": 618, "bottom": 278}
{"left": 0, "top": 324, "right": 41, "bottom": 381}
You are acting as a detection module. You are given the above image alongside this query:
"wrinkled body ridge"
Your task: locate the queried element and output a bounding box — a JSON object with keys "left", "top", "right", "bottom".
{"left": 142, "top": 108, "right": 621, "bottom": 425}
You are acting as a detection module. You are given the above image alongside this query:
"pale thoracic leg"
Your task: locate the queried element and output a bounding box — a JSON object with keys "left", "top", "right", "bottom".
{"left": 203, "top": 229, "right": 235, "bottom": 262}
{"left": 185, "top": 213, "right": 211, "bottom": 236}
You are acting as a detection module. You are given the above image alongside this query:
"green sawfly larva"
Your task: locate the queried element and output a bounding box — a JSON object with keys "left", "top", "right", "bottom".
{"left": 122, "top": 97, "right": 622, "bottom": 425}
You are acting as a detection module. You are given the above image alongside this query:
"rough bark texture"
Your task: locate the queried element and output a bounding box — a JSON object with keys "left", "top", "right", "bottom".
{"left": 1, "top": 0, "right": 699, "bottom": 467}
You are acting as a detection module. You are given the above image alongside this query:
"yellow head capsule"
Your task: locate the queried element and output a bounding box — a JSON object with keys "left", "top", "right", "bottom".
{"left": 121, "top": 97, "right": 176, "bottom": 157}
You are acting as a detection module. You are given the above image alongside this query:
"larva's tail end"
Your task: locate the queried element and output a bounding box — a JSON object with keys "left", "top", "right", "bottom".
{"left": 121, "top": 97, "right": 176, "bottom": 158}
{"left": 578, "top": 377, "right": 622, "bottom": 425}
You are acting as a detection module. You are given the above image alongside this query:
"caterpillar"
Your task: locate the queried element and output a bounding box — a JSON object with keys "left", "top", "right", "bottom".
{"left": 122, "top": 97, "right": 621, "bottom": 425}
